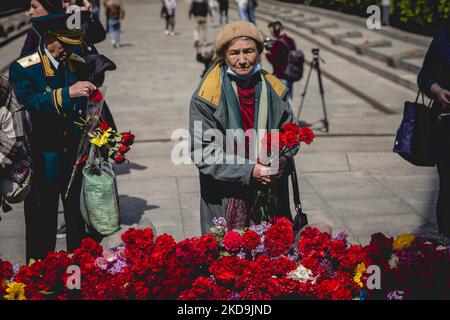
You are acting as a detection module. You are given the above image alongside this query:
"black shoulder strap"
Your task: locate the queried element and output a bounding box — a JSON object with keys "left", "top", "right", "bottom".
{"left": 290, "top": 157, "right": 302, "bottom": 211}
{"left": 278, "top": 37, "right": 292, "bottom": 52}
{"left": 290, "top": 157, "right": 309, "bottom": 233}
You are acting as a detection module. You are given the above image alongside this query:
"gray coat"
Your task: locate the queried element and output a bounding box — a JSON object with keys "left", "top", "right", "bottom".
{"left": 189, "top": 63, "right": 300, "bottom": 234}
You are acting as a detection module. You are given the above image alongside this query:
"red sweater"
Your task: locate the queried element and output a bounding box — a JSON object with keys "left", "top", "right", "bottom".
{"left": 237, "top": 84, "right": 255, "bottom": 131}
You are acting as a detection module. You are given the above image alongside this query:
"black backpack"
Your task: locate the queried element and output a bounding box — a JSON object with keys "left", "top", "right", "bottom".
{"left": 279, "top": 38, "right": 305, "bottom": 82}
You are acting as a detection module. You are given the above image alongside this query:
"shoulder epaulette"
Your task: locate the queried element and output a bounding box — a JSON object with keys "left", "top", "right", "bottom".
{"left": 17, "top": 53, "right": 41, "bottom": 68}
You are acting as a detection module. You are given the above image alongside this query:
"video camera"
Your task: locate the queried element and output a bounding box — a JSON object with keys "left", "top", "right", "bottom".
{"left": 264, "top": 37, "right": 275, "bottom": 51}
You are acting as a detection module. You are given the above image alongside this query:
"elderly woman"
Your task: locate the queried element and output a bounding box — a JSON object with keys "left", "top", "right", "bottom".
{"left": 190, "top": 21, "right": 299, "bottom": 234}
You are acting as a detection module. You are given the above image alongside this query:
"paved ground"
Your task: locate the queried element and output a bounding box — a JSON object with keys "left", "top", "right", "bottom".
{"left": 0, "top": 0, "right": 441, "bottom": 265}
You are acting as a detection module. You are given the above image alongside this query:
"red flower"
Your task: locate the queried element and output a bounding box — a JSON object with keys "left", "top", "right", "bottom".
{"left": 267, "top": 277, "right": 298, "bottom": 298}
{"left": 300, "top": 257, "right": 320, "bottom": 272}
{"left": 329, "top": 239, "right": 347, "bottom": 260}
{"left": 222, "top": 231, "right": 241, "bottom": 252}
{"left": 340, "top": 245, "right": 367, "bottom": 271}
{"left": 209, "top": 256, "right": 247, "bottom": 286}
{"left": 0, "top": 259, "right": 13, "bottom": 296}
{"left": 121, "top": 132, "right": 135, "bottom": 146}
{"left": 176, "top": 234, "right": 218, "bottom": 267}
{"left": 299, "top": 128, "right": 315, "bottom": 145}
{"left": 282, "top": 122, "right": 302, "bottom": 135}
{"left": 264, "top": 217, "right": 294, "bottom": 257}
{"left": 298, "top": 227, "right": 330, "bottom": 259}
{"left": 0, "top": 259, "right": 13, "bottom": 281}
{"left": 178, "top": 277, "right": 231, "bottom": 300}
{"left": 77, "top": 153, "right": 88, "bottom": 167}
{"left": 118, "top": 144, "right": 131, "bottom": 154}
{"left": 271, "top": 256, "right": 297, "bottom": 276}
{"left": 368, "top": 233, "right": 393, "bottom": 260}
{"left": 283, "top": 131, "right": 299, "bottom": 148}
{"left": 99, "top": 121, "right": 109, "bottom": 132}
{"left": 261, "top": 132, "right": 284, "bottom": 155}
{"left": 241, "top": 230, "right": 261, "bottom": 251}
{"left": 90, "top": 90, "right": 103, "bottom": 104}
{"left": 114, "top": 153, "right": 126, "bottom": 164}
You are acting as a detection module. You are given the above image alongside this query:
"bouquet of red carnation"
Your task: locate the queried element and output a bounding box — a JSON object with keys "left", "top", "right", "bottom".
{"left": 261, "top": 122, "right": 315, "bottom": 160}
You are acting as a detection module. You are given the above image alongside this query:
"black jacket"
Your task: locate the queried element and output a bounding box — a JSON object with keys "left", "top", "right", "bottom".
{"left": 189, "top": 0, "right": 209, "bottom": 17}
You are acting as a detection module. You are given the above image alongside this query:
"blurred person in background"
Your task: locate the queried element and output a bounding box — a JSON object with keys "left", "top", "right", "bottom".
{"left": 265, "top": 21, "right": 297, "bottom": 105}
{"left": 418, "top": 24, "right": 450, "bottom": 238}
{"left": 247, "top": 0, "right": 256, "bottom": 25}
{"left": 62, "top": 0, "right": 107, "bottom": 49}
{"left": 189, "top": 0, "right": 210, "bottom": 46}
{"left": 161, "top": 0, "right": 176, "bottom": 36}
{"left": 89, "top": 0, "right": 100, "bottom": 17}
{"left": 209, "top": 0, "right": 218, "bottom": 25}
{"left": 218, "top": 0, "right": 228, "bottom": 25}
{"left": 236, "top": 0, "right": 248, "bottom": 22}
{"left": 104, "top": 0, "right": 125, "bottom": 49}
{"left": 195, "top": 42, "right": 214, "bottom": 78}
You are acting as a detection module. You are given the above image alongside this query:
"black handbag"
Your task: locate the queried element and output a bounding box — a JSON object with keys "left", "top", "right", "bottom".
{"left": 393, "top": 91, "right": 435, "bottom": 167}
{"left": 290, "top": 158, "right": 309, "bottom": 235}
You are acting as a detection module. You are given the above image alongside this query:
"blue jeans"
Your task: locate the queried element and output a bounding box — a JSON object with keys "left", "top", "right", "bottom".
{"left": 247, "top": 1, "right": 256, "bottom": 24}
{"left": 281, "top": 79, "right": 294, "bottom": 106}
{"left": 238, "top": 5, "right": 249, "bottom": 21}
{"left": 108, "top": 19, "right": 121, "bottom": 45}
{"left": 220, "top": 10, "right": 228, "bottom": 25}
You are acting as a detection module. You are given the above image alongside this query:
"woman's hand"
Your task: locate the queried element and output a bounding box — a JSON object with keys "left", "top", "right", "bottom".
{"left": 268, "top": 156, "right": 288, "bottom": 183}
{"left": 431, "top": 84, "right": 450, "bottom": 108}
{"left": 252, "top": 164, "right": 272, "bottom": 185}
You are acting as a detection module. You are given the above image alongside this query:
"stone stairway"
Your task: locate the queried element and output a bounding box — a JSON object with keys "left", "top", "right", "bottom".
{"left": 257, "top": 0, "right": 433, "bottom": 91}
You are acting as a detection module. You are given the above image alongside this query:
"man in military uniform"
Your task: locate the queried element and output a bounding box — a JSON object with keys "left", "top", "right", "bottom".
{"left": 9, "top": 13, "right": 97, "bottom": 262}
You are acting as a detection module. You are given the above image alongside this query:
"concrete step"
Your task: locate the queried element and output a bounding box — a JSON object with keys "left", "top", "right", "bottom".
{"left": 0, "top": 11, "right": 30, "bottom": 46}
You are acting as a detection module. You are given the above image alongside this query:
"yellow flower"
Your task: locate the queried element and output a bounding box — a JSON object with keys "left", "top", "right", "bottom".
{"left": 90, "top": 128, "right": 112, "bottom": 147}
{"left": 353, "top": 263, "right": 366, "bottom": 288}
{"left": 3, "top": 282, "right": 26, "bottom": 300}
{"left": 393, "top": 234, "right": 415, "bottom": 251}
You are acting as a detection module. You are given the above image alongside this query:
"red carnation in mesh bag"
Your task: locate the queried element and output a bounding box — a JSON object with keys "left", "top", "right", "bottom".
{"left": 90, "top": 90, "right": 103, "bottom": 104}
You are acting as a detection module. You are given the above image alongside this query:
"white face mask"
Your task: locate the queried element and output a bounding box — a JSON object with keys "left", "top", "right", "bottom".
{"left": 226, "top": 62, "right": 262, "bottom": 81}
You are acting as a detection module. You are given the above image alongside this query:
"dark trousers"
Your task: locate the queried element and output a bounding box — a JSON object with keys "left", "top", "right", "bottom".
{"left": 437, "top": 165, "right": 450, "bottom": 237}
{"left": 24, "top": 157, "right": 86, "bottom": 263}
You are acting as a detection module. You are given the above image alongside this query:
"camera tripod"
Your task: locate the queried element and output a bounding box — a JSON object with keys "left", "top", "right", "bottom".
{"left": 297, "top": 48, "right": 329, "bottom": 133}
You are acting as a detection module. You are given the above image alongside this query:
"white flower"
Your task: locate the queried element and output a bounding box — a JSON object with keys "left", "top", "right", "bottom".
{"left": 287, "top": 264, "right": 315, "bottom": 283}
{"left": 388, "top": 253, "right": 399, "bottom": 269}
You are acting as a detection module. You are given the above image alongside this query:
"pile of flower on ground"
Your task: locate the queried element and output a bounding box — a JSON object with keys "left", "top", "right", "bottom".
{"left": 1, "top": 218, "right": 449, "bottom": 300}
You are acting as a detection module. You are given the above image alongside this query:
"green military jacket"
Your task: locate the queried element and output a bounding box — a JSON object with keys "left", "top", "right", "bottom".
{"left": 9, "top": 44, "right": 88, "bottom": 183}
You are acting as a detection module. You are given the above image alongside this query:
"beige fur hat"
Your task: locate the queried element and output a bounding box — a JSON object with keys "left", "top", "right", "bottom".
{"left": 214, "top": 21, "right": 264, "bottom": 58}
